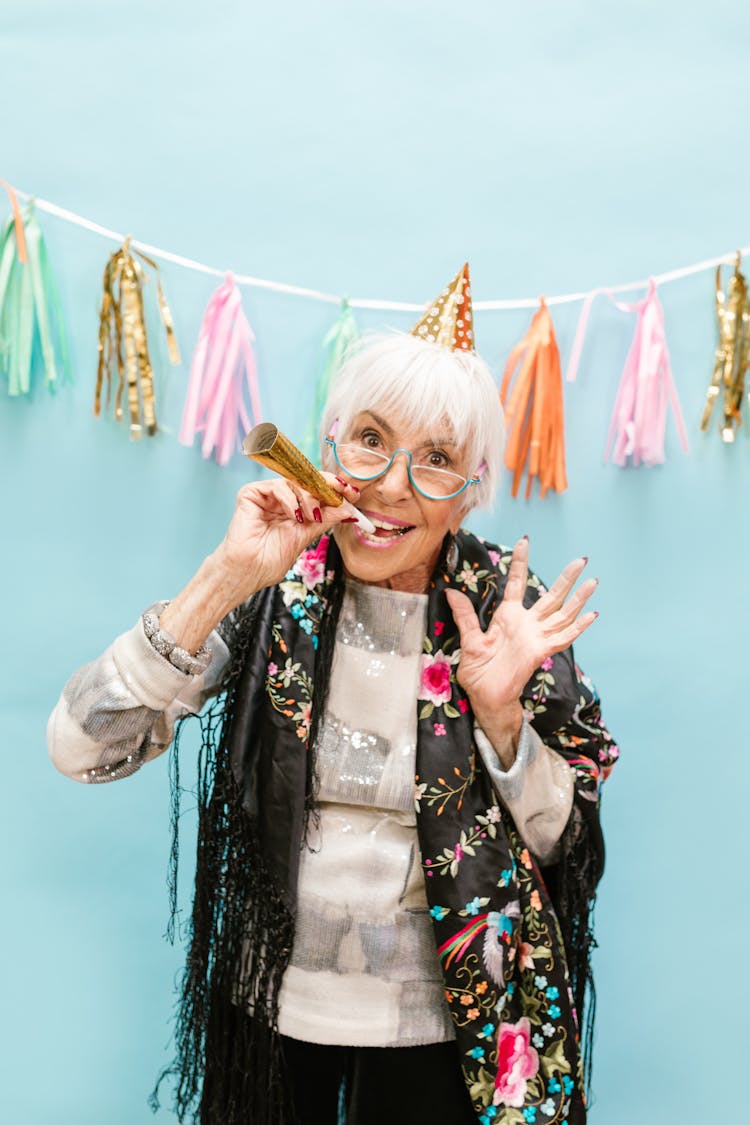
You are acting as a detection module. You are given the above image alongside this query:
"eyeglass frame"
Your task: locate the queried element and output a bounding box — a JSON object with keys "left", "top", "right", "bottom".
{"left": 324, "top": 419, "right": 486, "bottom": 501}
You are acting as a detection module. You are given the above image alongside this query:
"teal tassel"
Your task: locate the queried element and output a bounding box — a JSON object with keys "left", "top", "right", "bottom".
{"left": 303, "top": 298, "right": 359, "bottom": 461}
{"left": 0, "top": 201, "right": 71, "bottom": 396}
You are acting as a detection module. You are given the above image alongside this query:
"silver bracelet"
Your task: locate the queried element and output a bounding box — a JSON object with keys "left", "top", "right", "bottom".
{"left": 141, "top": 601, "right": 212, "bottom": 676}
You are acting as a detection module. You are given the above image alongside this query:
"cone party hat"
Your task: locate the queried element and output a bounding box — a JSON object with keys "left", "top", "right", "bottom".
{"left": 410, "top": 262, "right": 474, "bottom": 351}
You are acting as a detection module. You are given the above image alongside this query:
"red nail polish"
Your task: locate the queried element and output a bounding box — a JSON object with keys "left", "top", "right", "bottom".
{"left": 313, "top": 507, "right": 322, "bottom": 523}
{"left": 294, "top": 508, "right": 304, "bottom": 524}
{"left": 350, "top": 483, "right": 360, "bottom": 493}
{"left": 342, "top": 517, "right": 358, "bottom": 523}
{"left": 335, "top": 476, "right": 348, "bottom": 488}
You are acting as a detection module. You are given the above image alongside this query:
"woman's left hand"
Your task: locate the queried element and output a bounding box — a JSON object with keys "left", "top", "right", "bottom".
{"left": 445, "top": 537, "right": 598, "bottom": 757}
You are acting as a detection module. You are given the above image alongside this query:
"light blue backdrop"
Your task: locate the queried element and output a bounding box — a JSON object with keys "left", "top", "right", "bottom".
{"left": 2, "top": 2, "right": 747, "bottom": 1122}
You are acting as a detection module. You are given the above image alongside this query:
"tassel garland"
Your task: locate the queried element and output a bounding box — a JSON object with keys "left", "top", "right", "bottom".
{"left": 95, "top": 237, "right": 180, "bottom": 439}
{"left": 500, "top": 300, "right": 567, "bottom": 499}
{"left": 179, "top": 273, "right": 262, "bottom": 465}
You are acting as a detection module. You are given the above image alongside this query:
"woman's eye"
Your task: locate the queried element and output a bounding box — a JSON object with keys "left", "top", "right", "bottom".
{"left": 361, "top": 430, "right": 383, "bottom": 448}
{"left": 427, "top": 450, "right": 449, "bottom": 468}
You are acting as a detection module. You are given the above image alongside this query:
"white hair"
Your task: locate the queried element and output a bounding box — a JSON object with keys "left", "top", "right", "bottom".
{"left": 320, "top": 331, "right": 504, "bottom": 512}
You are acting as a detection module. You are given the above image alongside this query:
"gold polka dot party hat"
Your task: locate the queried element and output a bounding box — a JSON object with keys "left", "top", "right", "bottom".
{"left": 410, "top": 262, "right": 474, "bottom": 352}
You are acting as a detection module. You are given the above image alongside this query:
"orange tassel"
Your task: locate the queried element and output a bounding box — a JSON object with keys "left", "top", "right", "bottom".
{"left": 499, "top": 299, "right": 567, "bottom": 499}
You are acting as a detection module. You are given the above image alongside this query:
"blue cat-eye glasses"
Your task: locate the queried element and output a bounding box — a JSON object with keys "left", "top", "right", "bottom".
{"left": 325, "top": 420, "right": 485, "bottom": 502}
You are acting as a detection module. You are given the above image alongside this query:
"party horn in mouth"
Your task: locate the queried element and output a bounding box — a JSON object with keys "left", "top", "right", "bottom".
{"left": 242, "top": 423, "right": 376, "bottom": 533}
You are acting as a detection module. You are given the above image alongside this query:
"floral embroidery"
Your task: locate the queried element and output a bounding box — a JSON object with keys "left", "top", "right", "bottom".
{"left": 295, "top": 536, "right": 328, "bottom": 590}
{"left": 419, "top": 651, "right": 453, "bottom": 706}
{"left": 417, "top": 638, "right": 462, "bottom": 720}
{"left": 418, "top": 758, "right": 477, "bottom": 817}
{"left": 494, "top": 1018, "right": 540, "bottom": 1108}
{"left": 265, "top": 536, "right": 337, "bottom": 744}
{"left": 265, "top": 632, "right": 315, "bottom": 742}
{"left": 278, "top": 535, "right": 334, "bottom": 648}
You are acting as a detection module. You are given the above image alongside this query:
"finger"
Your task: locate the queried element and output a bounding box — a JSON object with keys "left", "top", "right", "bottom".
{"left": 548, "top": 610, "right": 599, "bottom": 650}
{"left": 503, "top": 537, "right": 529, "bottom": 604}
{"left": 545, "top": 577, "right": 598, "bottom": 632}
{"left": 320, "top": 469, "right": 362, "bottom": 502}
{"left": 318, "top": 502, "right": 361, "bottom": 531}
{"left": 445, "top": 588, "right": 484, "bottom": 646}
{"left": 535, "top": 556, "right": 589, "bottom": 618}
{"left": 273, "top": 480, "right": 311, "bottom": 524}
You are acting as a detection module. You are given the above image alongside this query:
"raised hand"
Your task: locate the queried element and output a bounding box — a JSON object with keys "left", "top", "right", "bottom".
{"left": 445, "top": 537, "right": 598, "bottom": 757}
{"left": 214, "top": 474, "right": 361, "bottom": 604}
{"left": 159, "top": 474, "right": 360, "bottom": 655}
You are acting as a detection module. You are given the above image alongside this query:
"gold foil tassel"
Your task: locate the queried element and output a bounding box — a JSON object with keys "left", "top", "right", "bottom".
{"left": 701, "top": 254, "right": 750, "bottom": 442}
{"left": 95, "top": 237, "right": 181, "bottom": 439}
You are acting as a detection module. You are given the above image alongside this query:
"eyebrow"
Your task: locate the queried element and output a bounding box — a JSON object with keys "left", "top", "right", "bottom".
{"left": 360, "top": 410, "right": 458, "bottom": 448}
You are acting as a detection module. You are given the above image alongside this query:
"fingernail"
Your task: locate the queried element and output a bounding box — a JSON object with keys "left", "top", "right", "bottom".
{"left": 294, "top": 508, "right": 304, "bottom": 524}
{"left": 593, "top": 577, "right": 599, "bottom": 586}
{"left": 335, "top": 476, "right": 349, "bottom": 488}
{"left": 313, "top": 507, "right": 322, "bottom": 523}
{"left": 581, "top": 556, "right": 589, "bottom": 564}
{"left": 342, "top": 516, "right": 358, "bottom": 523}
{"left": 522, "top": 534, "right": 529, "bottom": 542}
{"left": 593, "top": 610, "right": 600, "bottom": 619}
{"left": 350, "top": 483, "right": 360, "bottom": 493}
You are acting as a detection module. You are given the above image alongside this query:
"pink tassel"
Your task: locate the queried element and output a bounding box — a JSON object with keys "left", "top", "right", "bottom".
{"left": 605, "top": 279, "right": 689, "bottom": 467}
{"left": 179, "top": 273, "right": 262, "bottom": 466}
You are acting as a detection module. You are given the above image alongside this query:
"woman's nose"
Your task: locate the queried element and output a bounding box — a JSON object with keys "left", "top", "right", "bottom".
{"left": 374, "top": 450, "right": 413, "bottom": 500}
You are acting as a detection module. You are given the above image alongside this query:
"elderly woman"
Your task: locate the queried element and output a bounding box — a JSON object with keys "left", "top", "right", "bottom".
{"left": 48, "top": 271, "right": 618, "bottom": 1125}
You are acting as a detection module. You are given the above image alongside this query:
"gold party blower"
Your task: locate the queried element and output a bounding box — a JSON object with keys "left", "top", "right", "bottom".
{"left": 242, "top": 423, "right": 376, "bottom": 532}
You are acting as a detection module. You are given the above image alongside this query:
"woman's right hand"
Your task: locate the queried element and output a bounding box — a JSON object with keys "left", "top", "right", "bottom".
{"left": 211, "top": 474, "right": 361, "bottom": 607}
{"left": 158, "top": 475, "right": 361, "bottom": 656}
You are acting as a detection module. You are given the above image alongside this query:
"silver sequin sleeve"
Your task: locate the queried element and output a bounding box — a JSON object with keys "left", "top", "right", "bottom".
{"left": 47, "top": 615, "right": 231, "bottom": 784}
{"left": 474, "top": 718, "right": 574, "bottom": 864}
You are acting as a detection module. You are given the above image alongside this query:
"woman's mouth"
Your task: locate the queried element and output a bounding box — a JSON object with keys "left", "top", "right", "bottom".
{"left": 352, "top": 514, "right": 416, "bottom": 549}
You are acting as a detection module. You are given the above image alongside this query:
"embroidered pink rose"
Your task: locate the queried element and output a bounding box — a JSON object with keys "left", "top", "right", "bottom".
{"left": 434, "top": 620, "right": 445, "bottom": 636}
{"left": 488, "top": 549, "right": 501, "bottom": 565}
{"left": 267, "top": 662, "right": 278, "bottom": 677}
{"left": 540, "top": 656, "right": 554, "bottom": 672}
{"left": 296, "top": 535, "right": 330, "bottom": 591}
{"left": 434, "top": 722, "right": 447, "bottom": 736}
{"left": 493, "top": 1017, "right": 540, "bottom": 1108}
{"left": 418, "top": 651, "right": 453, "bottom": 706}
{"left": 458, "top": 698, "right": 469, "bottom": 713}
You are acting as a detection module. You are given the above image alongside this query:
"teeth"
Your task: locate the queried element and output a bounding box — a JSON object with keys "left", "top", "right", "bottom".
{"left": 369, "top": 517, "right": 412, "bottom": 533}
{"left": 359, "top": 525, "right": 412, "bottom": 541}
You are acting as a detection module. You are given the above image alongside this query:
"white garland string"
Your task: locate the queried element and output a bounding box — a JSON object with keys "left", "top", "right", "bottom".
{"left": 15, "top": 188, "right": 750, "bottom": 312}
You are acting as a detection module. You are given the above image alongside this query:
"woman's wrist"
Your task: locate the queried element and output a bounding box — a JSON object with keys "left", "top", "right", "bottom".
{"left": 472, "top": 699, "right": 525, "bottom": 770}
{"left": 158, "top": 551, "right": 255, "bottom": 655}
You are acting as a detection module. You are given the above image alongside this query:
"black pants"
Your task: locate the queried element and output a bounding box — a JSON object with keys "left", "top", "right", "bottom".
{"left": 280, "top": 1036, "right": 477, "bottom": 1125}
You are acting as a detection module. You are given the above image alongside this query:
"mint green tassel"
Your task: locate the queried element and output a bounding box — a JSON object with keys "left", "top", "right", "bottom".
{"left": 0, "top": 201, "right": 71, "bottom": 396}
{"left": 303, "top": 298, "right": 359, "bottom": 462}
